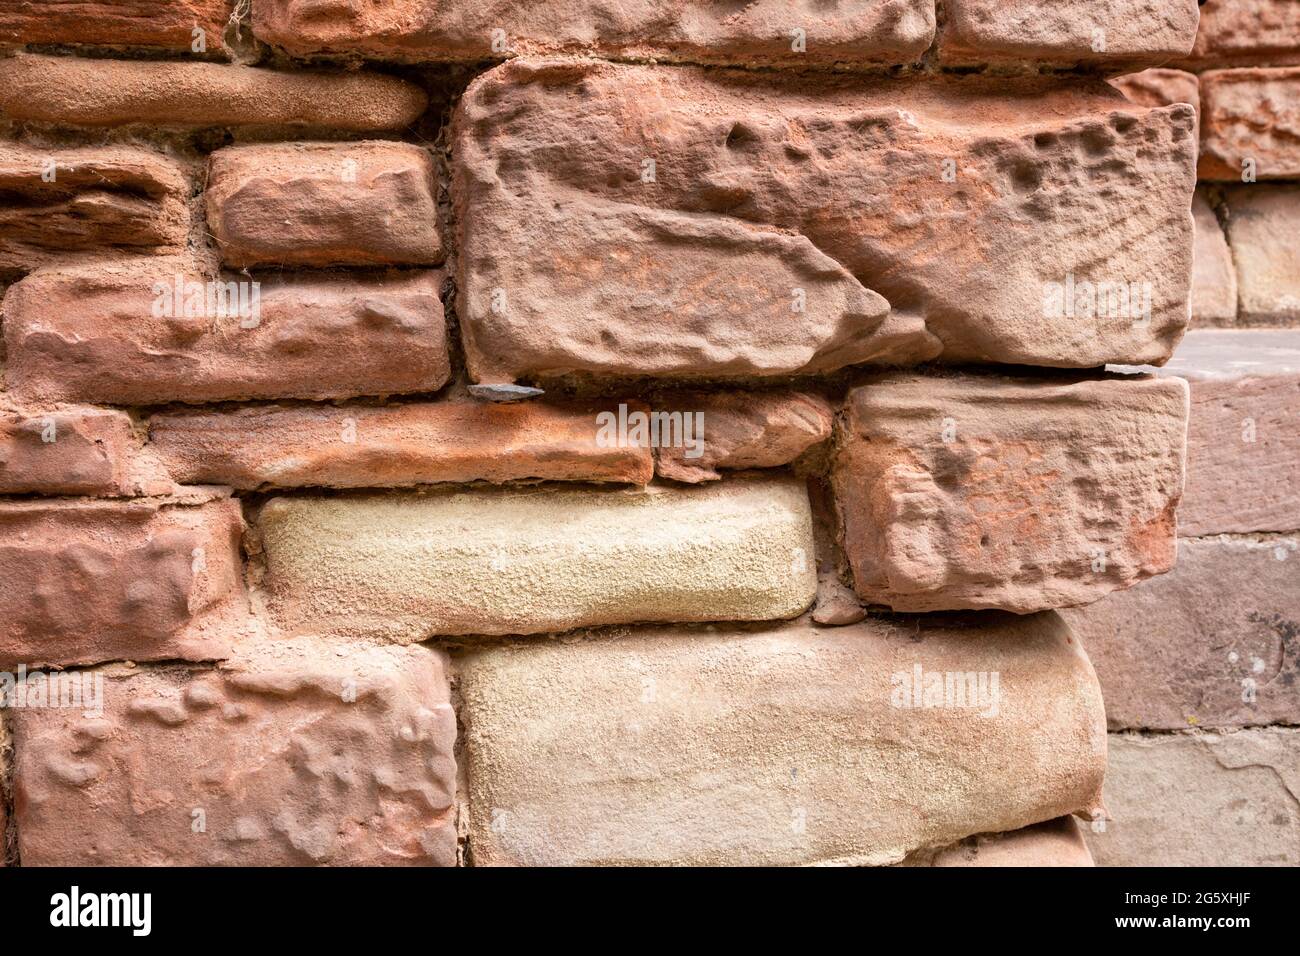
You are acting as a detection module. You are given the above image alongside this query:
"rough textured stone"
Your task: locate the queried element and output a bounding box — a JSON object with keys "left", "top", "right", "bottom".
{"left": 459, "top": 613, "right": 1106, "bottom": 866}
{"left": 454, "top": 60, "right": 1195, "bottom": 380}
{"left": 3, "top": 263, "right": 449, "bottom": 405}
{"left": 12, "top": 638, "right": 457, "bottom": 866}
{"left": 0, "top": 143, "right": 190, "bottom": 275}
{"left": 0, "top": 54, "right": 427, "bottom": 131}
{"left": 0, "top": 497, "right": 249, "bottom": 669}
{"left": 1063, "top": 535, "right": 1300, "bottom": 730}
{"left": 1191, "top": 191, "right": 1237, "bottom": 326}
{"left": 903, "top": 817, "right": 1094, "bottom": 867}
{"left": 257, "top": 477, "right": 817, "bottom": 642}
{"left": 833, "top": 372, "right": 1188, "bottom": 614}
{"left": 653, "top": 390, "right": 832, "bottom": 483}
{"left": 1110, "top": 68, "right": 1199, "bottom": 140}
{"left": 1225, "top": 185, "right": 1300, "bottom": 325}
{"left": 149, "top": 400, "right": 653, "bottom": 490}
{"left": 207, "top": 143, "right": 442, "bottom": 269}
{"left": 0, "top": 1, "right": 235, "bottom": 53}
{"left": 253, "top": 0, "right": 936, "bottom": 67}
{"left": 1183, "top": 0, "right": 1300, "bottom": 68}
{"left": 938, "top": 0, "right": 1200, "bottom": 69}
{"left": 0, "top": 405, "right": 171, "bottom": 497}
{"left": 1087, "top": 730, "right": 1300, "bottom": 866}
{"left": 1135, "top": 329, "right": 1300, "bottom": 537}
{"left": 1199, "top": 67, "right": 1300, "bottom": 180}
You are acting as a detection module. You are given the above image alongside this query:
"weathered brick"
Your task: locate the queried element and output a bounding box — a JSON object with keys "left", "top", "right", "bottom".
{"left": 459, "top": 613, "right": 1106, "bottom": 866}
{"left": 1063, "top": 535, "right": 1300, "bottom": 730}
{"left": 3, "top": 262, "right": 449, "bottom": 405}
{"left": 1086, "top": 730, "right": 1300, "bottom": 866}
{"left": 832, "top": 373, "right": 1188, "bottom": 613}
{"left": 207, "top": 142, "right": 442, "bottom": 269}
{"left": 257, "top": 477, "right": 816, "bottom": 642}
{"left": 0, "top": 405, "right": 171, "bottom": 497}
{"left": 1183, "top": 0, "right": 1300, "bottom": 68}
{"left": 0, "top": 496, "right": 249, "bottom": 669}
{"left": 252, "top": 0, "right": 936, "bottom": 67}
{"left": 938, "top": 0, "right": 1199, "bottom": 70}
{"left": 12, "top": 638, "right": 456, "bottom": 865}
{"left": 454, "top": 61, "right": 1195, "bottom": 381}
{"left": 1191, "top": 191, "right": 1237, "bottom": 326}
{"left": 0, "top": 1, "right": 235, "bottom": 54}
{"left": 149, "top": 400, "right": 653, "bottom": 490}
{"left": 1110, "top": 68, "right": 1199, "bottom": 140}
{"left": 652, "top": 390, "right": 832, "bottom": 483}
{"left": 1225, "top": 185, "right": 1300, "bottom": 325}
{"left": 1200, "top": 67, "right": 1300, "bottom": 180}
{"left": 902, "top": 817, "right": 1094, "bottom": 867}
{"left": 1140, "top": 329, "right": 1300, "bottom": 537}
{"left": 0, "top": 54, "right": 426, "bottom": 131}
{"left": 0, "top": 143, "right": 190, "bottom": 276}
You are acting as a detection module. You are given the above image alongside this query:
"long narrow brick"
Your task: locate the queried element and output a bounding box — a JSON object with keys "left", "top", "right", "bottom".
{"left": 1225, "top": 185, "right": 1300, "bottom": 325}
{"left": 1063, "top": 535, "right": 1300, "bottom": 730}
{"left": 149, "top": 400, "right": 653, "bottom": 490}
{"left": 0, "top": 1, "right": 235, "bottom": 54}
{"left": 1182, "top": 0, "right": 1300, "bottom": 68}
{"left": 1199, "top": 67, "right": 1300, "bottom": 180}
{"left": 0, "top": 405, "right": 171, "bottom": 497}
{"left": 207, "top": 143, "right": 442, "bottom": 269}
{"left": 1133, "top": 329, "right": 1300, "bottom": 537}
{"left": 0, "top": 143, "right": 190, "bottom": 275}
{"left": 832, "top": 372, "right": 1188, "bottom": 613}
{"left": 257, "top": 478, "right": 817, "bottom": 642}
{"left": 0, "top": 54, "right": 426, "bottom": 131}
{"left": 0, "top": 496, "right": 249, "bottom": 669}
{"left": 12, "top": 638, "right": 457, "bottom": 865}
{"left": 453, "top": 61, "right": 1196, "bottom": 382}
{"left": 938, "top": 0, "right": 1199, "bottom": 70}
{"left": 1086, "top": 731, "right": 1300, "bottom": 866}
{"left": 3, "top": 263, "right": 449, "bottom": 405}
{"left": 459, "top": 613, "right": 1106, "bottom": 866}
{"left": 252, "top": 0, "right": 937, "bottom": 68}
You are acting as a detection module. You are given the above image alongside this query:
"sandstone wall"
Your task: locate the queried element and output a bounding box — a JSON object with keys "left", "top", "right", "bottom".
{"left": 0, "top": 0, "right": 1285, "bottom": 868}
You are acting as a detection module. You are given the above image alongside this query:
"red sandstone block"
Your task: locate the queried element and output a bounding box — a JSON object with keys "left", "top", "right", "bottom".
{"left": 12, "top": 638, "right": 457, "bottom": 865}
{"left": 453, "top": 60, "right": 1196, "bottom": 381}
{"left": 832, "top": 372, "right": 1189, "bottom": 613}
{"left": 0, "top": 142, "right": 190, "bottom": 276}
{"left": 1136, "top": 329, "right": 1300, "bottom": 537}
{"left": 1225, "top": 186, "right": 1300, "bottom": 325}
{"left": 650, "top": 390, "right": 833, "bottom": 483}
{"left": 207, "top": 142, "right": 442, "bottom": 269}
{"left": 0, "top": 405, "right": 171, "bottom": 497}
{"left": 1063, "top": 534, "right": 1300, "bottom": 730}
{"left": 252, "top": 0, "right": 937, "bottom": 67}
{"left": 0, "top": 1, "right": 236, "bottom": 54}
{"left": 0, "top": 54, "right": 427, "bottom": 131}
{"left": 3, "top": 262, "right": 449, "bottom": 405}
{"left": 1182, "top": 0, "right": 1300, "bottom": 68}
{"left": 1110, "top": 69, "right": 1199, "bottom": 140}
{"left": 0, "top": 496, "right": 250, "bottom": 669}
{"left": 1199, "top": 67, "right": 1300, "bottom": 180}
{"left": 938, "top": 0, "right": 1200, "bottom": 70}
{"left": 148, "top": 400, "right": 653, "bottom": 490}
{"left": 1190, "top": 191, "right": 1237, "bottom": 326}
